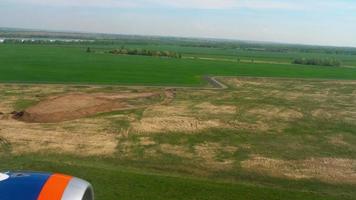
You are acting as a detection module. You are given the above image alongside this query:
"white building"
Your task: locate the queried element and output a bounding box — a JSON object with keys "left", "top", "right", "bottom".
{"left": 0, "top": 39, "right": 4, "bottom": 43}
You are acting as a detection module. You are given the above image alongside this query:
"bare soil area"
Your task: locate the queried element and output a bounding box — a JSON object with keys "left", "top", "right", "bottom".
{"left": 19, "top": 92, "right": 159, "bottom": 123}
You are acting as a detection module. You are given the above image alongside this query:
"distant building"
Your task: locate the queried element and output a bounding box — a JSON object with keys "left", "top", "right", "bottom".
{"left": 0, "top": 39, "right": 4, "bottom": 43}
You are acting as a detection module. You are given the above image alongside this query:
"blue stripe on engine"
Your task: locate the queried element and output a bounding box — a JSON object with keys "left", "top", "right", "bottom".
{"left": 0, "top": 172, "right": 52, "bottom": 200}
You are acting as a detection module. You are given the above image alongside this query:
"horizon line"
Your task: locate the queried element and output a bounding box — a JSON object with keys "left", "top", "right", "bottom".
{"left": 1, "top": 26, "right": 356, "bottom": 49}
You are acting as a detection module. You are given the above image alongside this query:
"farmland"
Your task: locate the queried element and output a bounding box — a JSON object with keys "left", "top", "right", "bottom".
{"left": 1, "top": 43, "right": 356, "bottom": 86}
{"left": 0, "top": 35, "right": 356, "bottom": 200}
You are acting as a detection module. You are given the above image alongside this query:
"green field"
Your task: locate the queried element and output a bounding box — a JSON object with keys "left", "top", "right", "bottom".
{"left": 0, "top": 154, "right": 349, "bottom": 200}
{"left": 1, "top": 44, "right": 356, "bottom": 86}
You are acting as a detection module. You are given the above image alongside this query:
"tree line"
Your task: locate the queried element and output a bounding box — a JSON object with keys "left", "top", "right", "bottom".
{"left": 106, "top": 47, "right": 182, "bottom": 59}
{"left": 292, "top": 58, "right": 342, "bottom": 67}
{"left": 3, "top": 39, "right": 92, "bottom": 44}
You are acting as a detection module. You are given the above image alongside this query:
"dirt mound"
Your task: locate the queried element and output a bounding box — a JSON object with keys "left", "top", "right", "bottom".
{"left": 20, "top": 92, "right": 158, "bottom": 123}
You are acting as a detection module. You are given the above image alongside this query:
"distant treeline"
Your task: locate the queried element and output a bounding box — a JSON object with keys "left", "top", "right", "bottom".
{"left": 107, "top": 48, "right": 182, "bottom": 58}
{"left": 292, "top": 58, "right": 342, "bottom": 67}
{"left": 2, "top": 38, "right": 94, "bottom": 44}
{"left": 2, "top": 27, "right": 356, "bottom": 56}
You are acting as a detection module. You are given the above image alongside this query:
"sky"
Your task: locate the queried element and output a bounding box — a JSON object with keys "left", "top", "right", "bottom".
{"left": 0, "top": 0, "right": 356, "bottom": 47}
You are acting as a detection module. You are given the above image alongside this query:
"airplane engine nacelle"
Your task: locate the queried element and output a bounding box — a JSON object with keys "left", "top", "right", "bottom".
{"left": 0, "top": 171, "right": 94, "bottom": 200}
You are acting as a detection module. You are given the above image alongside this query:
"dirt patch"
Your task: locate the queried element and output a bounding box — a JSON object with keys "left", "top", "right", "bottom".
{"left": 19, "top": 92, "right": 159, "bottom": 123}
{"left": 241, "top": 155, "right": 356, "bottom": 184}
{"left": 132, "top": 116, "right": 223, "bottom": 133}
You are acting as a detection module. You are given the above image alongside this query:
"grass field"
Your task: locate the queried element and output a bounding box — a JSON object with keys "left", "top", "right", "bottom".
{"left": 0, "top": 154, "right": 349, "bottom": 200}
{"left": 1, "top": 44, "right": 356, "bottom": 86}
{"left": 1, "top": 77, "right": 355, "bottom": 199}
{"left": 96, "top": 43, "right": 356, "bottom": 66}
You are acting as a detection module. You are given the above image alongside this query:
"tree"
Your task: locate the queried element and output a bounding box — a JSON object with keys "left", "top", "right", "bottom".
{"left": 86, "top": 47, "right": 91, "bottom": 53}
{"left": 292, "top": 57, "right": 342, "bottom": 67}
{"left": 107, "top": 47, "right": 181, "bottom": 59}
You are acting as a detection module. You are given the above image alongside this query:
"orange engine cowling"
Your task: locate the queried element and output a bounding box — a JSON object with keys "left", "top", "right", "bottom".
{"left": 0, "top": 171, "right": 94, "bottom": 200}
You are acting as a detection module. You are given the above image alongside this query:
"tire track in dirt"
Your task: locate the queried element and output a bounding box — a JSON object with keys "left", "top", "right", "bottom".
{"left": 203, "top": 76, "right": 227, "bottom": 89}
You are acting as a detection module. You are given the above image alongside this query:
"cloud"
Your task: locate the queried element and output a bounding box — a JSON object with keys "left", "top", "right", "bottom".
{"left": 150, "top": 0, "right": 356, "bottom": 11}
{"left": 0, "top": 0, "right": 326, "bottom": 10}
{"left": 148, "top": 0, "right": 304, "bottom": 10}
{"left": 2, "top": 0, "right": 140, "bottom": 8}
{"left": 3, "top": 0, "right": 356, "bottom": 11}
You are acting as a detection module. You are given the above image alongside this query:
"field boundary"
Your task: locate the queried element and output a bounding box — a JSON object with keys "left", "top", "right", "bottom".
{"left": 1, "top": 76, "right": 355, "bottom": 91}
{"left": 214, "top": 75, "right": 356, "bottom": 82}
{"left": 0, "top": 76, "right": 228, "bottom": 90}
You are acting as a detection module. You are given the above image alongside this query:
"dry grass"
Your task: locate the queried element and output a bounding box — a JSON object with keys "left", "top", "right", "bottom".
{"left": 0, "top": 101, "right": 14, "bottom": 114}
{"left": 194, "top": 102, "right": 236, "bottom": 115}
{"left": 247, "top": 106, "right": 303, "bottom": 121}
{"left": 143, "top": 104, "right": 191, "bottom": 117}
{"left": 0, "top": 77, "right": 355, "bottom": 186}
{"left": 132, "top": 116, "right": 223, "bottom": 133}
{"left": 242, "top": 155, "right": 356, "bottom": 184}
{"left": 194, "top": 142, "right": 237, "bottom": 171}
{"left": 160, "top": 144, "right": 194, "bottom": 158}
{"left": 0, "top": 119, "right": 117, "bottom": 156}
{"left": 227, "top": 120, "right": 271, "bottom": 132}
{"left": 139, "top": 137, "right": 156, "bottom": 146}
{"left": 327, "top": 135, "right": 350, "bottom": 146}
{"left": 311, "top": 109, "right": 333, "bottom": 119}
{"left": 223, "top": 78, "right": 279, "bottom": 88}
